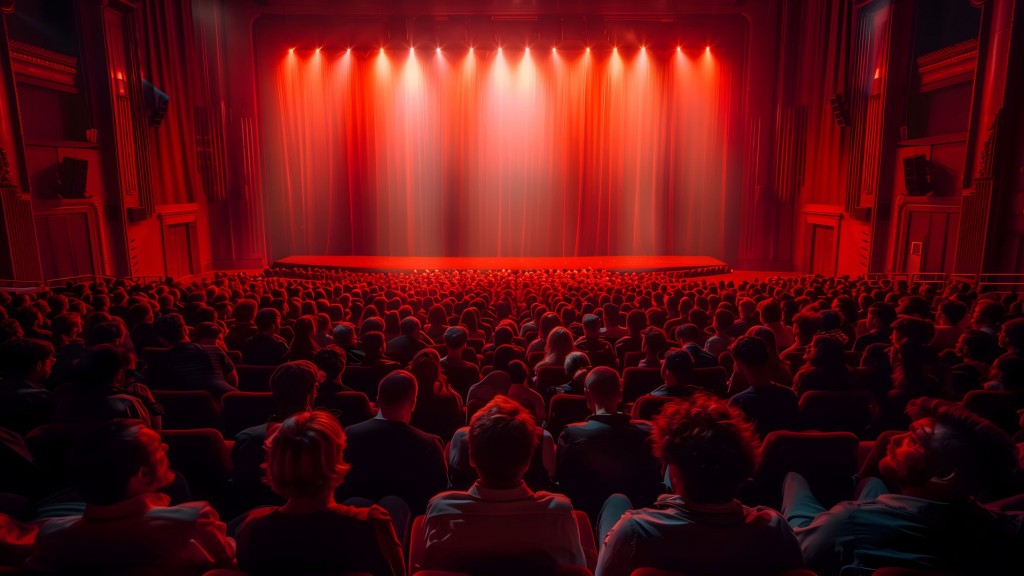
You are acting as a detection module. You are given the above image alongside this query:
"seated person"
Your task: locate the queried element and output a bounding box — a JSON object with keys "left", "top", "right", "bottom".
{"left": 854, "top": 302, "right": 897, "bottom": 352}
{"left": 574, "top": 314, "right": 616, "bottom": 368}
{"left": 950, "top": 329, "right": 997, "bottom": 396}
{"left": 783, "top": 397, "right": 1022, "bottom": 576}
{"left": 985, "top": 352, "right": 1024, "bottom": 392}
{"left": 651, "top": 348, "right": 702, "bottom": 398}
{"left": 26, "top": 419, "right": 235, "bottom": 574}
{"left": 727, "top": 335, "right": 799, "bottom": 438}
{"left": 153, "top": 313, "right": 237, "bottom": 399}
{"left": 232, "top": 360, "right": 322, "bottom": 510}
{"left": 236, "top": 411, "right": 405, "bottom": 576}
{"left": 440, "top": 326, "right": 481, "bottom": 399}
{"left": 338, "top": 371, "right": 447, "bottom": 515}
{"left": 595, "top": 394, "right": 802, "bottom": 576}
{"left": 557, "top": 367, "right": 663, "bottom": 522}
{"left": 332, "top": 322, "right": 366, "bottom": 366}
{"left": 386, "top": 316, "right": 430, "bottom": 366}
{"left": 614, "top": 310, "right": 649, "bottom": 365}
{"left": 0, "top": 338, "right": 54, "bottom": 435}
{"left": 421, "top": 396, "right": 586, "bottom": 574}
{"left": 360, "top": 330, "right": 401, "bottom": 370}
{"left": 636, "top": 327, "right": 668, "bottom": 369}
{"left": 313, "top": 345, "right": 354, "bottom": 405}
{"left": 504, "top": 360, "right": 546, "bottom": 425}
{"left": 241, "top": 308, "right": 290, "bottom": 366}
{"left": 931, "top": 299, "right": 968, "bottom": 352}
{"left": 675, "top": 324, "right": 718, "bottom": 368}
{"left": 545, "top": 351, "right": 591, "bottom": 398}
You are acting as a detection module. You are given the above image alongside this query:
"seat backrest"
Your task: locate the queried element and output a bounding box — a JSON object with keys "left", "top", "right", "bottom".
{"left": 687, "top": 367, "right": 728, "bottom": 397}
{"left": 221, "top": 391, "right": 276, "bottom": 437}
{"left": 622, "top": 367, "right": 663, "bottom": 403}
{"left": 319, "top": 391, "right": 375, "bottom": 427}
{"left": 235, "top": 364, "right": 277, "bottom": 392}
{"left": 536, "top": 365, "right": 567, "bottom": 393}
{"left": 342, "top": 365, "right": 386, "bottom": 398}
{"left": 466, "top": 338, "right": 485, "bottom": 354}
{"left": 622, "top": 351, "right": 645, "bottom": 370}
{"left": 749, "top": 430, "right": 859, "bottom": 510}
{"left": 546, "top": 394, "right": 590, "bottom": 438}
{"left": 526, "top": 350, "right": 545, "bottom": 369}
{"left": 584, "top": 349, "right": 617, "bottom": 369}
{"left": 159, "top": 428, "right": 230, "bottom": 503}
{"left": 798, "top": 390, "right": 878, "bottom": 438}
{"left": 631, "top": 395, "right": 674, "bottom": 421}
{"left": 844, "top": 350, "right": 863, "bottom": 367}
{"left": 781, "top": 350, "right": 805, "bottom": 373}
{"left": 962, "top": 390, "right": 1024, "bottom": 435}
{"left": 152, "top": 390, "right": 221, "bottom": 430}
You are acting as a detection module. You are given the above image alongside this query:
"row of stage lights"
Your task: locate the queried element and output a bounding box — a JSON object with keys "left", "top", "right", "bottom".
{"left": 288, "top": 45, "right": 712, "bottom": 55}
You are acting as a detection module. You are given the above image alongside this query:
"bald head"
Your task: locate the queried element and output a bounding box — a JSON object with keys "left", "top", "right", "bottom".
{"left": 585, "top": 366, "right": 622, "bottom": 412}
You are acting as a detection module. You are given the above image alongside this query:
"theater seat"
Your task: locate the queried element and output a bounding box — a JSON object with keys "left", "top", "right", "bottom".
{"left": 204, "top": 571, "right": 372, "bottom": 576}
{"left": 319, "top": 391, "right": 375, "bottom": 427}
{"left": 221, "top": 391, "right": 276, "bottom": 437}
{"left": 798, "top": 390, "right": 878, "bottom": 438}
{"left": 235, "top": 364, "right": 277, "bottom": 392}
{"left": 159, "top": 428, "right": 231, "bottom": 503}
{"left": 961, "top": 390, "right": 1024, "bottom": 435}
{"left": 152, "top": 390, "right": 221, "bottom": 430}
{"left": 537, "top": 364, "right": 568, "bottom": 393}
{"left": 547, "top": 394, "right": 591, "bottom": 439}
{"left": 622, "top": 351, "right": 645, "bottom": 370}
{"left": 746, "top": 430, "right": 859, "bottom": 510}
{"left": 622, "top": 368, "right": 663, "bottom": 403}
{"left": 631, "top": 395, "right": 674, "bottom": 421}
{"left": 409, "top": 511, "right": 596, "bottom": 574}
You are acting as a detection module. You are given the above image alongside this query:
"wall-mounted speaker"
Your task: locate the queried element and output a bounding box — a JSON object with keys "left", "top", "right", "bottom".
{"left": 142, "top": 80, "right": 170, "bottom": 127}
{"left": 903, "top": 154, "right": 931, "bottom": 196}
{"left": 58, "top": 157, "right": 89, "bottom": 199}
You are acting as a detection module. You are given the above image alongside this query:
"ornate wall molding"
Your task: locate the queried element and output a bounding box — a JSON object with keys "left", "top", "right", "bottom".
{"left": 916, "top": 39, "right": 977, "bottom": 91}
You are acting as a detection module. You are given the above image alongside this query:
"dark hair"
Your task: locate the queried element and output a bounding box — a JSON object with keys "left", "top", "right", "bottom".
{"left": 868, "top": 302, "right": 897, "bottom": 327}
{"left": 444, "top": 326, "right": 468, "bottom": 349}
{"left": 314, "top": 345, "right": 346, "bottom": 380}
{"left": 662, "top": 348, "right": 694, "bottom": 382}
{"left": 731, "top": 335, "right": 770, "bottom": 368}
{"left": 506, "top": 360, "right": 529, "bottom": 385}
{"left": 270, "top": 361, "right": 321, "bottom": 415}
{"left": 793, "top": 312, "right": 821, "bottom": 341}
{"left": 377, "top": 370, "right": 417, "bottom": 407}
{"left": 939, "top": 299, "right": 968, "bottom": 325}
{"left": 71, "top": 420, "right": 159, "bottom": 505}
{"left": 468, "top": 396, "right": 538, "bottom": 484}
{"left": 959, "top": 330, "right": 996, "bottom": 361}
{"left": 653, "top": 394, "right": 759, "bottom": 503}
{"left": 154, "top": 313, "right": 187, "bottom": 344}
{"left": 255, "top": 308, "right": 281, "bottom": 331}
{"left": 675, "top": 324, "right": 702, "bottom": 343}
{"left": 0, "top": 337, "right": 54, "bottom": 379}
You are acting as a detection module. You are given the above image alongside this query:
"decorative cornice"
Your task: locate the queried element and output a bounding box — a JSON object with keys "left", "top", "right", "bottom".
{"left": 9, "top": 40, "right": 77, "bottom": 90}
{"left": 916, "top": 39, "right": 977, "bottom": 89}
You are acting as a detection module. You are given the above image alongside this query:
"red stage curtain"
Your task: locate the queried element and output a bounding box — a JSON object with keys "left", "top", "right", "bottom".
{"left": 262, "top": 47, "right": 735, "bottom": 259}
{"left": 137, "top": 0, "right": 202, "bottom": 206}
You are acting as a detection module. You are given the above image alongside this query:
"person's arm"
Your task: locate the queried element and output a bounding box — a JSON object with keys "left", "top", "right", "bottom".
{"left": 187, "top": 503, "right": 236, "bottom": 570}
{"left": 793, "top": 503, "right": 853, "bottom": 576}
{"left": 594, "top": 515, "right": 636, "bottom": 576}
{"left": 367, "top": 506, "right": 407, "bottom": 576}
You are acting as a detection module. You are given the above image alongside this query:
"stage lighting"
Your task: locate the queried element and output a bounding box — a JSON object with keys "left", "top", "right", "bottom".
{"left": 641, "top": 45, "right": 646, "bottom": 52}
{"left": 436, "top": 47, "right": 441, "bottom": 54}
{"left": 410, "top": 47, "right": 415, "bottom": 54}
{"left": 586, "top": 47, "right": 591, "bottom": 53}
{"left": 469, "top": 47, "right": 474, "bottom": 54}
{"left": 346, "top": 48, "right": 351, "bottom": 54}
{"left": 676, "top": 46, "right": 681, "bottom": 52}
{"left": 706, "top": 45, "right": 711, "bottom": 53}
{"left": 379, "top": 47, "right": 385, "bottom": 55}
{"left": 498, "top": 46, "right": 503, "bottom": 54}
{"left": 552, "top": 47, "right": 557, "bottom": 54}
{"left": 288, "top": 47, "right": 294, "bottom": 54}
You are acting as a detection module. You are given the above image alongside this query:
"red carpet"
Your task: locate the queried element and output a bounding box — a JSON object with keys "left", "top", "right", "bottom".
{"left": 273, "top": 255, "right": 729, "bottom": 273}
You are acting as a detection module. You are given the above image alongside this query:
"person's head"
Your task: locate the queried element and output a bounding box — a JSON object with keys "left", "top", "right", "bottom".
{"left": 408, "top": 348, "right": 441, "bottom": 393}
{"left": 626, "top": 309, "right": 648, "bottom": 336}
{"left": 937, "top": 299, "right": 968, "bottom": 327}
{"left": 998, "top": 318, "right": 1024, "bottom": 354}
{"left": 675, "top": 324, "right": 702, "bottom": 346}
{"left": 641, "top": 327, "right": 668, "bottom": 358}
{"left": 443, "top": 326, "right": 468, "bottom": 351}
{"left": 758, "top": 298, "right": 782, "bottom": 324}
{"left": 468, "top": 396, "right": 538, "bottom": 488}
{"left": 661, "top": 348, "right": 694, "bottom": 386}
{"left": 265, "top": 411, "right": 348, "bottom": 500}
{"left": 314, "top": 345, "right": 346, "bottom": 382}
{"left": 50, "top": 312, "right": 82, "bottom": 342}
{"left": 255, "top": 308, "right": 281, "bottom": 334}
{"left": 653, "top": 394, "right": 759, "bottom": 503}
{"left": 193, "top": 322, "right": 223, "bottom": 346}
{"left": 602, "top": 303, "right": 622, "bottom": 327}
{"left": 879, "top": 398, "right": 1017, "bottom": 501}
{"left": 582, "top": 314, "right": 602, "bottom": 338}
{"left": 806, "top": 335, "right": 847, "bottom": 371}
{"left": 376, "top": 370, "right": 417, "bottom": 422}
{"left": 153, "top": 313, "right": 188, "bottom": 345}
{"left": 956, "top": 329, "right": 996, "bottom": 362}
{"left": 712, "top": 309, "right": 734, "bottom": 334}
{"left": 400, "top": 316, "right": 422, "bottom": 337}
{"left": 990, "top": 353, "right": 1024, "bottom": 391}
{"left": 426, "top": 304, "right": 448, "bottom": 326}
{"left": 730, "top": 335, "right": 770, "bottom": 383}
{"left": 563, "top": 350, "right": 591, "bottom": 380}
{"left": 71, "top": 420, "right": 174, "bottom": 505}
{"left": 332, "top": 322, "right": 357, "bottom": 348}
{"left": 270, "top": 360, "right": 322, "bottom": 417}
{"left": 867, "top": 302, "right": 897, "bottom": 331}
{"left": 491, "top": 344, "right": 520, "bottom": 373}
{"left": 792, "top": 312, "right": 821, "bottom": 345}
{"left": 0, "top": 337, "right": 55, "bottom": 381}
{"left": 892, "top": 316, "right": 935, "bottom": 347}
{"left": 506, "top": 360, "right": 529, "bottom": 386}
{"left": 544, "top": 326, "right": 574, "bottom": 360}
{"left": 584, "top": 366, "right": 622, "bottom": 413}
{"left": 360, "top": 331, "right": 387, "bottom": 359}
{"left": 492, "top": 325, "right": 514, "bottom": 346}
{"left": 972, "top": 301, "right": 1004, "bottom": 330}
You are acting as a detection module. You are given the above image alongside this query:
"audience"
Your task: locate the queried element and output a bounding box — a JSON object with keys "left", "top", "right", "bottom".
{"left": 241, "top": 308, "right": 289, "bottom": 366}
{"left": 728, "top": 335, "right": 799, "bottom": 437}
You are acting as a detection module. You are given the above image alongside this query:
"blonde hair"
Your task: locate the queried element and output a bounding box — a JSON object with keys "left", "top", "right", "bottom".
{"left": 264, "top": 411, "right": 349, "bottom": 498}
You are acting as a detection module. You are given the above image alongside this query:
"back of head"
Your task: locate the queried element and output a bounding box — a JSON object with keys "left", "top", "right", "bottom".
{"left": 1000, "top": 318, "right": 1024, "bottom": 352}
{"left": 444, "top": 326, "right": 468, "bottom": 350}
{"left": 626, "top": 309, "right": 648, "bottom": 334}
{"left": 408, "top": 348, "right": 441, "bottom": 391}
{"left": 584, "top": 365, "right": 622, "bottom": 405}
{"left": 731, "top": 335, "right": 770, "bottom": 369}
{"left": 506, "top": 359, "right": 529, "bottom": 385}
{"left": 938, "top": 299, "right": 968, "bottom": 325}
{"left": 663, "top": 348, "right": 694, "bottom": 383}
{"left": 469, "top": 396, "right": 538, "bottom": 486}
{"left": 893, "top": 316, "right": 935, "bottom": 347}
{"left": 675, "top": 323, "right": 702, "bottom": 344}
{"left": 72, "top": 420, "right": 171, "bottom": 505}
{"left": 314, "top": 345, "right": 346, "bottom": 381}
{"left": 360, "top": 330, "right": 386, "bottom": 356}
{"left": 958, "top": 329, "right": 996, "bottom": 361}
{"left": 582, "top": 314, "right": 601, "bottom": 335}
{"left": 153, "top": 313, "right": 187, "bottom": 344}
{"left": 0, "top": 337, "right": 53, "bottom": 379}
{"left": 377, "top": 370, "right": 418, "bottom": 409}
{"left": 332, "top": 322, "right": 357, "bottom": 347}
{"left": 266, "top": 410, "right": 348, "bottom": 498}
{"left": 653, "top": 394, "right": 759, "bottom": 503}
{"left": 233, "top": 299, "right": 257, "bottom": 323}
{"left": 563, "top": 350, "right": 591, "bottom": 377}
{"left": 808, "top": 335, "right": 846, "bottom": 371}
{"left": 992, "top": 352, "right": 1024, "bottom": 389}
{"left": 545, "top": 326, "right": 574, "bottom": 357}
{"left": 270, "top": 360, "right": 322, "bottom": 416}
{"left": 255, "top": 307, "right": 280, "bottom": 332}
{"left": 759, "top": 298, "right": 782, "bottom": 324}
{"left": 642, "top": 327, "right": 667, "bottom": 353}
{"left": 869, "top": 302, "right": 898, "bottom": 327}
{"left": 400, "top": 315, "right": 421, "bottom": 336}
{"left": 793, "top": 312, "right": 821, "bottom": 341}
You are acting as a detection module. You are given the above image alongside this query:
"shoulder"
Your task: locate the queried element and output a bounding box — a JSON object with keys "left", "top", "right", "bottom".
{"left": 147, "top": 500, "right": 220, "bottom": 524}
{"left": 530, "top": 491, "right": 578, "bottom": 513}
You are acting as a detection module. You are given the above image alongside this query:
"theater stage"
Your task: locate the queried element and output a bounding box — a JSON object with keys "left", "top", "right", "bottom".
{"left": 273, "top": 255, "right": 729, "bottom": 274}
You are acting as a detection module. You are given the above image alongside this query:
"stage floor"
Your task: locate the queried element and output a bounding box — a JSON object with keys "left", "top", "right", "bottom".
{"left": 273, "top": 255, "right": 728, "bottom": 273}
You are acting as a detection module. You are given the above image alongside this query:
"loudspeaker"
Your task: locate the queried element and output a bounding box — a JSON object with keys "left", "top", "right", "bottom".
{"left": 58, "top": 157, "right": 89, "bottom": 199}
{"left": 142, "top": 80, "right": 170, "bottom": 127}
{"left": 903, "top": 154, "right": 931, "bottom": 195}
